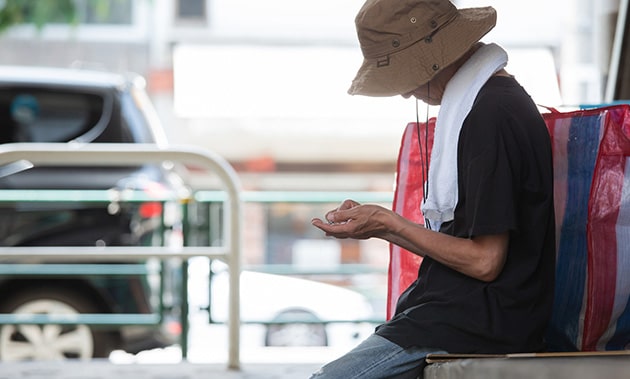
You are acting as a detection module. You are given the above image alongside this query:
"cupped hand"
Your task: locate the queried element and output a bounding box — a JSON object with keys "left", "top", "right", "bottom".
{"left": 311, "top": 199, "right": 390, "bottom": 240}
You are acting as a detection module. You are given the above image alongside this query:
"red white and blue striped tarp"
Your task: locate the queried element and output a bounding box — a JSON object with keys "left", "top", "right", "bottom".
{"left": 388, "top": 104, "right": 630, "bottom": 351}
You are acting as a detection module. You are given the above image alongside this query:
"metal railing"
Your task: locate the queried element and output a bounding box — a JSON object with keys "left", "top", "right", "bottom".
{"left": 0, "top": 143, "right": 242, "bottom": 369}
{"left": 193, "top": 189, "right": 391, "bottom": 327}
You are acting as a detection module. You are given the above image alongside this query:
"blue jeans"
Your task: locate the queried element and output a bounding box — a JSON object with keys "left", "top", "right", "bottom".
{"left": 309, "top": 334, "right": 445, "bottom": 379}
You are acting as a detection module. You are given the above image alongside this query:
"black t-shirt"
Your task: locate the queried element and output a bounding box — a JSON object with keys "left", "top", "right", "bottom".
{"left": 376, "top": 76, "right": 556, "bottom": 354}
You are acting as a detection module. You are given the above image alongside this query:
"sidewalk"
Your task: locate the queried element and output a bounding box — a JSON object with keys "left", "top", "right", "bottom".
{"left": 0, "top": 361, "right": 322, "bottom": 379}
{"left": 4, "top": 354, "right": 630, "bottom": 379}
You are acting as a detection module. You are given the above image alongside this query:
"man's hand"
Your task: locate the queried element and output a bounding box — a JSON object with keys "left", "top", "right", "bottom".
{"left": 311, "top": 199, "right": 389, "bottom": 240}
{"left": 311, "top": 199, "right": 509, "bottom": 282}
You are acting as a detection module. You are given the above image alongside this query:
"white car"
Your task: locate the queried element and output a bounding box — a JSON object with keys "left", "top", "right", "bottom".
{"left": 187, "top": 258, "right": 376, "bottom": 348}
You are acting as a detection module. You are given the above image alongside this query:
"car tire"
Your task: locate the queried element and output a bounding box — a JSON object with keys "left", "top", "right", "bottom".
{"left": 0, "top": 288, "right": 114, "bottom": 361}
{"left": 264, "top": 309, "right": 328, "bottom": 347}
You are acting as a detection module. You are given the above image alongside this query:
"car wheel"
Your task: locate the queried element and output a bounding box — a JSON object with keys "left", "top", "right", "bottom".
{"left": 0, "top": 289, "right": 113, "bottom": 361}
{"left": 264, "top": 309, "right": 328, "bottom": 347}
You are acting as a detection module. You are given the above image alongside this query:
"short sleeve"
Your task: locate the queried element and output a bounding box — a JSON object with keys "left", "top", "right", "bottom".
{"left": 456, "top": 105, "right": 520, "bottom": 237}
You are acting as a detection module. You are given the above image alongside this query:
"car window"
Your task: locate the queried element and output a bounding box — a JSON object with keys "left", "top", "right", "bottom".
{"left": 0, "top": 88, "right": 105, "bottom": 143}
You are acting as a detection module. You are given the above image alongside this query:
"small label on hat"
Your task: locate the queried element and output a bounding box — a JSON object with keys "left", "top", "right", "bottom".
{"left": 377, "top": 55, "right": 390, "bottom": 68}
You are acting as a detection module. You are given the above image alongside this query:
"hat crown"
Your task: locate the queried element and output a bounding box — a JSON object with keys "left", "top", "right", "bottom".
{"left": 356, "top": 0, "right": 458, "bottom": 59}
{"left": 348, "top": 0, "right": 496, "bottom": 96}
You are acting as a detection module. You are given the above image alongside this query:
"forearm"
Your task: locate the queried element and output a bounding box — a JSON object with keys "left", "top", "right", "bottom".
{"left": 381, "top": 212, "right": 508, "bottom": 282}
{"left": 311, "top": 201, "right": 508, "bottom": 282}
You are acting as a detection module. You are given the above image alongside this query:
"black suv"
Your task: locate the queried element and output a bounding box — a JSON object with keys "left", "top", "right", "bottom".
{"left": 0, "top": 66, "right": 184, "bottom": 360}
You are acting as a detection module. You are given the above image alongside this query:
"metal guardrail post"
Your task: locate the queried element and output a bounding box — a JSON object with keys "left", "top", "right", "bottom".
{"left": 0, "top": 143, "right": 242, "bottom": 370}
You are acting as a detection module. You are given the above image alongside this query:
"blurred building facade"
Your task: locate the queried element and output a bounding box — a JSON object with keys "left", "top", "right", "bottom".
{"left": 0, "top": 0, "right": 623, "bottom": 182}
{"left": 0, "top": 0, "right": 624, "bottom": 310}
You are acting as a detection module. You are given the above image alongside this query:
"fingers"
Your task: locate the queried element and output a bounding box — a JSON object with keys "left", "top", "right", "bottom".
{"left": 324, "top": 199, "right": 360, "bottom": 224}
{"left": 338, "top": 199, "right": 360, "bottom": 211}
{"left": 311, "top": 217, "right": 326, "bottom": 228}
{"left": 311, "top": 217, "right": 351, "bottom": 239}
{"left": 311, "top": 217, "right": 349, "bottom": 229}
{"left": 312, "top": 199, "right": 363, "bottom": 238}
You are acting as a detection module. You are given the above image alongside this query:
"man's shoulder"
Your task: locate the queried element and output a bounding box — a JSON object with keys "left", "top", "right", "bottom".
{"left": 476, "top": 76, "right": 524, "bottom": 103}
{"left": 472, "top": 76, "right": 540, "bottom": 120}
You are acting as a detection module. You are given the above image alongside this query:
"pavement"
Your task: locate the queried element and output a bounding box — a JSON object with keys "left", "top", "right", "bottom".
{"left": 5, "top": 342, "right": 630, "bottom": 379}
{"left": 4, "top": 354, "right": 630, "bottom": 379}
{"left": 0, "top": 361, "right": 323, "bottom": 379}
{"left": 0, "top": 345, "right": 333, "bottom": 379}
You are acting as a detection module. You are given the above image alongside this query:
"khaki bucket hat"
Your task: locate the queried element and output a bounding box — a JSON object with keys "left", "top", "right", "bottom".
{"left": 348, "top": 0, "right": 497, "bottom": 97}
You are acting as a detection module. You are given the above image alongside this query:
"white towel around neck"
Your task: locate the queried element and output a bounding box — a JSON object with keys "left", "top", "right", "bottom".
{"left": 421, "top": 43, "right": 508, "bottom": 231}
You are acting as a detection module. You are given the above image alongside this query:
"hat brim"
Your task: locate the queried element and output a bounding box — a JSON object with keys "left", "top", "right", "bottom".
{"left": 348, "top": 7, "right": 497, "bottom": 97}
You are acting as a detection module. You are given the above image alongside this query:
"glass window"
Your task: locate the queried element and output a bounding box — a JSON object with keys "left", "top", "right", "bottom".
{"left": 18, "top": 0, "right": 133, "bottom": 26}
{"left": 176, "top": 0, "right": 206, "bottom": 21}
{"left": 76, "top": 0, "right": 133, "bottom": 25}
{"left": 0, "top": 88, "right": 104, "bottom": 143}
